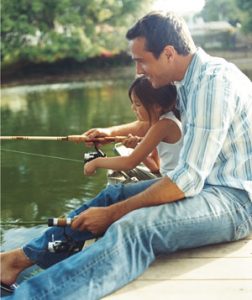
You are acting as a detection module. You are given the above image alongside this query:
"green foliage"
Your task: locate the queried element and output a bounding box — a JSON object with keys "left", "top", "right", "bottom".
{"left": 199, "top": 0, "right": 244, "bottom": 26}
{"left": 236, "top": 0, "right": 252, "bottom": 32}
{"left": 199, "top": 0, "right": 252, "bottom": 32}
{"left": 1, "top": 0, "right": 152, "bottom": 67}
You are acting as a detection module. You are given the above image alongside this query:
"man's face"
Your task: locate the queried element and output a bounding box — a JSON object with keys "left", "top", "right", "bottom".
{"left": 129, "top": 37, "right": 173, "bottom": 88}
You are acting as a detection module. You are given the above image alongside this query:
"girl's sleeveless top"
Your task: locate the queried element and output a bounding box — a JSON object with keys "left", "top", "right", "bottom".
{"left": 157, "top": 111, "right": 183, "bottom": 176}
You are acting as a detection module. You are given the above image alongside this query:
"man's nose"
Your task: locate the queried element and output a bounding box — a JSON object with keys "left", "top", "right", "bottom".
{"left": 136, "top": 62, "right": 144, "bottom": 75}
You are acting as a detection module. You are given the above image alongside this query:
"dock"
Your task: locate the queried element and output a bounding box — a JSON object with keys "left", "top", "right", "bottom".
{"left": 104, "top": 235, "right": 252, "bottom": 300}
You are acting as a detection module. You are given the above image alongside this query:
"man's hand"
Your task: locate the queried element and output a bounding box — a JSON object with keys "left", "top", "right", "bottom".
{"left": 71, "top": 178, "right": 185, "bottom": 236}
{"left": 67, "top": 135, "right": 87, "bottom": 144}
{"left": 83, "top": 128, "right": 111, "bottom": 147}
{"left": 71, "top": 207, "right": 115, "bottom": 236}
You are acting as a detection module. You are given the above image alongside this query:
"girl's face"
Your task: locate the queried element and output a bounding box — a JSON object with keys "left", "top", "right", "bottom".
{"left": 131, "top": 92, "right": 149, "bottom": 121}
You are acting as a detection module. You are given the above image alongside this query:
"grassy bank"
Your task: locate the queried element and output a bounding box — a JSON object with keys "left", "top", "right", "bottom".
{"left": 2, "top": 50, "right": 252, "bottom": 87}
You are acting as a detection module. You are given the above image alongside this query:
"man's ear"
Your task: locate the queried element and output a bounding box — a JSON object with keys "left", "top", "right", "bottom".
{"left": 163, "top": 46, "right": 175, "bottom": 62}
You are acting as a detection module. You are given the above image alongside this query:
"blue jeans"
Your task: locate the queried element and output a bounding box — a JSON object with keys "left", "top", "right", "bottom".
{"left": 6, "top": 180, "right": 252, "bottom": 300}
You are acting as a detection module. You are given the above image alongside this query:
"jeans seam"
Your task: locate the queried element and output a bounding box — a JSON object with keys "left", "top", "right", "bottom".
{"left": 24, "top": 246, "right": 47, "bottom": 255}
{"left": 32, "top": 240, "right": 127, "bottom": 300}
{"left": 139, "top": 208, "right": 238, "bottom": 233}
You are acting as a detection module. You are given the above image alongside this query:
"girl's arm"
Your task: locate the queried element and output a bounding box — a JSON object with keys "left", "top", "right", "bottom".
{"left": 68, "top": 121, "right": 149, "bottom": 145}
{"left": 84, "top": 118, "right": 180, "bottom": 175}
{"left": 142, "top": 148, "right": 160, "bottom": 173}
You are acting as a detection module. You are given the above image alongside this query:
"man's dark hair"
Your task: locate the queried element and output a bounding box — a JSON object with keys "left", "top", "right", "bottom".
{"left": 126, "top": 11, "right": 196, "bottom": 58}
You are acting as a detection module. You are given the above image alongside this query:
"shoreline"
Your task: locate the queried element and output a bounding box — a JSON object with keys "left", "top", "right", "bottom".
{"left": 1, "top": 65, "right": 136, "bottom": 88}
{"left": 2, "top": 50, "right": 252, "bottom": 88}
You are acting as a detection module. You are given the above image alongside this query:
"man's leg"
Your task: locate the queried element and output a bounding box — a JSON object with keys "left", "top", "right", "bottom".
{"left": 5, "top": 185, "right": 252, "bottom": 300}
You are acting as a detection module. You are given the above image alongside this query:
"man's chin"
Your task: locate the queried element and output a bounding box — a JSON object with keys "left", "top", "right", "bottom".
{"left": 147, "top": 78, "right": 164, "bottom": 88}
{"left": 147, "top": 78, "right": 158, "bottom": 88}
{"left": 150, "top": 81, "right": 161, "bottom": 89}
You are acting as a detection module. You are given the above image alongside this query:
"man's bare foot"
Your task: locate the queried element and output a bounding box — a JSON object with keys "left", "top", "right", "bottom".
{"left": 0, "top": 249, "right": 34, "bottom": 286}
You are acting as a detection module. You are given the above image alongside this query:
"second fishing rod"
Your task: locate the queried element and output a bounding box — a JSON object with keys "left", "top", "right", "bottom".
{"left": 1, "top": 217, "right": 84, "bottom": 254}
{"left": 1, "top": 217, "right": 78, "bottom": 227}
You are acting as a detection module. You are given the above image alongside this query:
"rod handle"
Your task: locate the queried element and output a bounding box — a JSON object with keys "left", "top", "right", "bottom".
{"left": 48, "top": 217, "right": 74, "bottom": 227}
{"left": 67, "top": 135, "right": 127, "bottom": 143}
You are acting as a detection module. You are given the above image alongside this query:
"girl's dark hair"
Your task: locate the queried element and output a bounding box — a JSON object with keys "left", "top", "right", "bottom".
{"left": 128, "top": 75, "right": 179, "bottom": 122}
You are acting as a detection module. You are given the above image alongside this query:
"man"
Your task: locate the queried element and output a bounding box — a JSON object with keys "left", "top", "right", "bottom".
{"left": 1, "top": 11, "right": 252, "bottom": 300}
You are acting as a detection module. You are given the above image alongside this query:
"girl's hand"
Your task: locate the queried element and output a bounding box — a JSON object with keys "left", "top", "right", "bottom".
{"left": 122, "top": 134, "right": 141, "bottom": 148}
{"left": 84, "top": 160, "right": 97, "bottom": 176}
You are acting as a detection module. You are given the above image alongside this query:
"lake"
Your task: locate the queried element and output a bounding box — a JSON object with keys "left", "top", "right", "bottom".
{"left": 1, "top": 80, "right": 134, "bottom": 250}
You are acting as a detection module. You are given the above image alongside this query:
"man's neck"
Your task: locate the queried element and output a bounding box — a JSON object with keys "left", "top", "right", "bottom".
{"left": 174, "top": 52, "right": 195, "bottom": 82}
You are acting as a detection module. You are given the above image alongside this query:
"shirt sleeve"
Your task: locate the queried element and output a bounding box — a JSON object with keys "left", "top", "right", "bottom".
{"left": 167, "top": 71, "right": 236, "bottom": 197}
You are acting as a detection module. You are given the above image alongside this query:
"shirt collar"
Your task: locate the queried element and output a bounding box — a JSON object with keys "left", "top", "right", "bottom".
{"left": 175, "top": 47, "right": 209, "bottom": 89}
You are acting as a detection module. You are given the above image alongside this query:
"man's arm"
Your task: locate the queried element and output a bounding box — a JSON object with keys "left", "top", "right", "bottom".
{"left": 85, "top": 121, "right": 149, "bottom": 139}
{"left": 67, "top": 121, "right": 150, "bottom": 145}
{"left": 71, "top": 177, "right": 184, "bottom": 235}
{"left": 112, "top": 176, "right": 184, "bottom": 213}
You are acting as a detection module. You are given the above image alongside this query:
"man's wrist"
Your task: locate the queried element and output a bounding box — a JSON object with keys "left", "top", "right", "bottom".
{"left": 108, "top": 201, "right": 130, "bottom": 222}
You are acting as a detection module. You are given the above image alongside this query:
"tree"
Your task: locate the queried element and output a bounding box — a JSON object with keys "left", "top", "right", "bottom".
{"left": 199, "top": 0, "right": 244, "bottom": 26}
{"left": 198, "top": 0, "right": 252, "bottom": 33}
{"left": 1, "top": 0, "right": 152, "bottom": 67}
{"left": 236, "top": 0, "right": 252, "bottom": 32}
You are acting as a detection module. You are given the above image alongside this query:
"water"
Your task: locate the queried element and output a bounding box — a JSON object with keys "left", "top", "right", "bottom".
{"left": 1, "top": 80, "right": 134, "bottom": 250}
{"left": 1, "top": 68, "right": 251, "bottom": 251}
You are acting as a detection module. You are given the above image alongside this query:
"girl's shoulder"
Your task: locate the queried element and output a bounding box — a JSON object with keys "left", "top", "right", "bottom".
{"left": 159, "top": 111, "right": 178, "bottom": 121}
{"left": 159, "top": 111, "right": 182, "bottom": 130}
{"left": 155, "top": 112, "right": 182, "bottom": 144}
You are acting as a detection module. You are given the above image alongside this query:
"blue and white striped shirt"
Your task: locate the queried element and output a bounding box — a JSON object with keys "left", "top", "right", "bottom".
{"left": 167, "top": 48, "right": 252, "bottom": 199}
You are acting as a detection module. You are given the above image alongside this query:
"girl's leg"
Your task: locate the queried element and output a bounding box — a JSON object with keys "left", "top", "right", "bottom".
{"left": 23, "top": 179, "right": 158, "bottom": 268}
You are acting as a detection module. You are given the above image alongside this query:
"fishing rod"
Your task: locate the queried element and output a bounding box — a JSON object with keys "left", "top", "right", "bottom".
{"left": 1, "top": 217, "right": 84, "bottom": 253}
{"left": 0, "top": 217, "right": 76, "bottom": 227}
{"left": 0, "top": 135, "right": 143, "bottom": 163}
{"left": 0, "top": 135, "right": 127, "bottom": 143}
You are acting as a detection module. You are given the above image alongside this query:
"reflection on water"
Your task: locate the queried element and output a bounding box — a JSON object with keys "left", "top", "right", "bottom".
{"left": 1, "top": 80, "right": 134, "bottom": 250}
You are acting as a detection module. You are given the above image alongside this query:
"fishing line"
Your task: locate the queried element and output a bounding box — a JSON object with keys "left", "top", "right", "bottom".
{"left": 0, "top": 148, "right": 83, "bottom": 163}
{"left": 0, "top": 221, "right": 48, "bottom": 226}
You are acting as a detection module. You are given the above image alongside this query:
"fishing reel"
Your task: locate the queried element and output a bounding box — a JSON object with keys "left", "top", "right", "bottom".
{"left": 83, "top": 143, "right": 106, "bottom": 164}
{"left": 47, "top": 218, "right": 83, "bottom": 253}
{"left": 48, "top": 238, "right": 70, "bottom": 253}
{"left": 48, "top": 233, "right": 83, "bottom": 253}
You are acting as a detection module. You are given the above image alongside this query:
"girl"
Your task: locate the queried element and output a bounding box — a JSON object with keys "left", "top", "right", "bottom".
{"left": 84, "top": 75, "right": 183, "bottom": 177}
